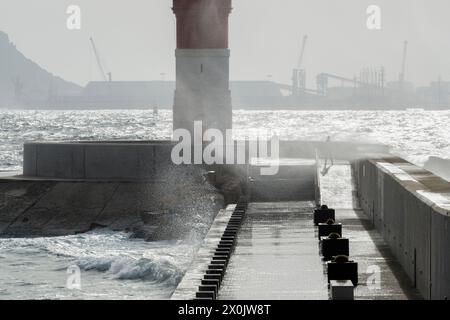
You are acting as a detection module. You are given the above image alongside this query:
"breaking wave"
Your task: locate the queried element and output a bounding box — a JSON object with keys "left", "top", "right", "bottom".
{"left": 77, "top": 256, "right": 183, "bottom": 284}
{"left": 0, "top": 230, "right": 195, "bottom": 286}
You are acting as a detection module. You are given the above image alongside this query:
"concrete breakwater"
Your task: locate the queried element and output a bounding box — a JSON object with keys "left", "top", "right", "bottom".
{"left": 1, "top": 140, "right": 387, "bottom": 240}
{"left": 0, "top": 167, "right": 224, "bottom": 240}
{"left": 355, "top": 157, "right": 450, "bottom": 299}
{"left": 21, "top": 140, "right": 388, "bottom": 180}
{"left": 172, "top": 161, "right": 423, "bottom": 300}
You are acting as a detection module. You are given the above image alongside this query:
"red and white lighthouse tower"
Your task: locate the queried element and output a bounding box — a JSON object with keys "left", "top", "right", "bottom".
{"left": 172, "top": 0, "right": 232, "bottom": 136}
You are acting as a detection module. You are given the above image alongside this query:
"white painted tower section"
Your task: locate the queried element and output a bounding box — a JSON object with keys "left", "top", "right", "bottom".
{"left": 172, "top": 0, "right": 233, "bottom": 137}
{"left": 174, "top": 49, "right": 232, "bottom": 135}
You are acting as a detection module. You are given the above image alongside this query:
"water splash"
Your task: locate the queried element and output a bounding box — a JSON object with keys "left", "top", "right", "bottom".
{"left": 0, "top": 230, "right": 197, "bottom": 299}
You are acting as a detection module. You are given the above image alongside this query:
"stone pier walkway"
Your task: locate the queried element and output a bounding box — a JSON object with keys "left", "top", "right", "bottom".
{"left": 216, "top": 162, "right": 421, "bottom": 300}
{"left": 217, "top": 201, "right": 328, "bottom": 299}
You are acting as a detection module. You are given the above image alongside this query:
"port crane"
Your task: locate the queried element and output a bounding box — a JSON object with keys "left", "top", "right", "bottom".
{"left": 292, "top": 35, "right": 308, "bottom": 96}
{"left": 90, "top": 37, "right": 112, "bottom": 82}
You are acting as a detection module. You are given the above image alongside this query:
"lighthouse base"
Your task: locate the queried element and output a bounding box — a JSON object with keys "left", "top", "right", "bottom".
{"left": 173, "top": 49, "right": 232, "bottom": 136}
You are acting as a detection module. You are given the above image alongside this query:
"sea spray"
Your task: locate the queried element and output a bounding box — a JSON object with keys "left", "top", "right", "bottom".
{"left": 77, "top": 256, "right": 184, "bottom": 284}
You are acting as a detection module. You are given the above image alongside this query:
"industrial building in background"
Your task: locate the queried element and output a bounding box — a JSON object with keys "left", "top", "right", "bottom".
{"left": 0, "top": 28, "right": 449, "bottom": 110}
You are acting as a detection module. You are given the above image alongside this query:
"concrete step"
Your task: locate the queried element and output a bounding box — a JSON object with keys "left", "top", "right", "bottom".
{"left": 250, "top": 179, "right": 315, "bottom": 202}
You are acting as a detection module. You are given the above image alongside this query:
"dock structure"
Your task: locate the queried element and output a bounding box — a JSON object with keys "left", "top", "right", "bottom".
{"left": 2, "top": 139, "right": 449, "bottom": 299}
{"left": 2, "top": 0, "right": 450, "bottom": 302}
{"left": 167, "top": 0, "right": 444, "bottom": 300}
{"left": 217, "top": 201, "right": 328, "bottom": 300}
{"left": 172, "top": 159, "right": 423, "bottom": 300}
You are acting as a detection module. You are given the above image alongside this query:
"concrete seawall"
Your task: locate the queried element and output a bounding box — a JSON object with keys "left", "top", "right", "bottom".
{"left": 0, "top": 167, "right": 224, "bottom": 239}
{"left": 355, "top": 158, "right": 450, "bottom": 299}
{"left": 3, "top": 139, "right": 388, "bottom": 243}
{"left": 23, "top": 141, "right": 176, "bottom": 180}
{"left": 22, "top": 140, "right": 388, "bottom": 180}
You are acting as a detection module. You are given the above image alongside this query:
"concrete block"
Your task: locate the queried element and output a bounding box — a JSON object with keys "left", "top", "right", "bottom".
{"left": 318, "top": 223, "right": 342, "bottom": 239}
{"left": 211, "top": 260, "right": 228, "bottom": 267}
{"left": 219, "top": 240, "right": 234, "bottom": 245}
{"left": 322, "top": 238, "right": 349, "bottom": 260}
{"left": 218, "top": 243, "right": 233, "bottom": 249}
{"left": 206, "top": 269, "right": 224, "bottom": 279}
{"left": 204, "top": 274, "right": 222, "bottom": 282}
{"left": 36, "top": 144, "right": 85, "bottom": 179}
{"left": 327, "top": 261, "right": 358, "bottom": 286}
{"left": 23, "top": 143, "right": 37, "bottom": 176}
{"left": 330, "top": 280, "right": 354, "bottom": 300}
{"left": 223, "top": 232, "right": 237, "bottom": 237}
{"left": 195, "top": 291, "right": 215, "bottom": 299}
{"left": 201, "top": 279, "right": 220, "bottom": 289}
{"left": 221, "top": 236, "right": 235, "bottom": 241}
{"left": 314, "top": 207, "right": 336, "bottom": 225}
{"left": 208, "top": 264, "right": 225, "bottom": 270}
{"left": 199, "top": 285, "right": 218, "bottom": 297}
{"left": 212, "top": 255, "right": 229, "bottom": 261}
{"left": 85, "top": 144, "right": 155, "bottom": 180}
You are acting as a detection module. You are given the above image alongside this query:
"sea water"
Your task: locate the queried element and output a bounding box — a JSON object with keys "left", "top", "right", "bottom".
{"left": 0, "top": 109, "right": 449, "bottom": 299}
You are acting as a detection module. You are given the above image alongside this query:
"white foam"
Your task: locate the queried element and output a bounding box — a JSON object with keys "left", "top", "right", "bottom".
{"left": 0, "top": 229, "right": 195, "bottom": 285}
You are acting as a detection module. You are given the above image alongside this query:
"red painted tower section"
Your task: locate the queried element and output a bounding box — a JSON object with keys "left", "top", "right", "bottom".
{"left": 173, "top": 0, "right": 231, "bottom": 49}
{"left": 172, "top": 0, "right": 233, "bottom": 136}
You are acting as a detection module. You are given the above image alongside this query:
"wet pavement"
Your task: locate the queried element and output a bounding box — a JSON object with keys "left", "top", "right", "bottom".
{"left": 217, "top": 201, "right": 328, "bottom": 300}
{"left": 216, "top": 162, "right": 421, "bottom": 300}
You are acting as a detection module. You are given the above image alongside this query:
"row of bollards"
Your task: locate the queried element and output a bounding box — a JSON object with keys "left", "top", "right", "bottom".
{"left": 195, "top": 197, "right": 249, "bottom": 300}
{"left": 314, "top": 205, "right": 358, "bottom": 300}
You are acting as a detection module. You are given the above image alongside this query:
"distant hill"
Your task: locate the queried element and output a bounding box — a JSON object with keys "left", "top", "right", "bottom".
{"left": 0, "top": 31, "right": 82, "bottom": 107}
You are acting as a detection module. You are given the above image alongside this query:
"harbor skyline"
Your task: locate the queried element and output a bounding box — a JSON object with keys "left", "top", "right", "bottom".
{"left": 1, "top": 0, "right": 450, "bottom": 88}
{"left": 1, "top": 0, "right": 450, "bottom": 304}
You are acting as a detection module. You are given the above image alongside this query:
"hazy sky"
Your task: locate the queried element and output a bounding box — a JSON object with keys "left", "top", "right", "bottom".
{"left": 1, "top": 0, "right": 450, "bottom": 87}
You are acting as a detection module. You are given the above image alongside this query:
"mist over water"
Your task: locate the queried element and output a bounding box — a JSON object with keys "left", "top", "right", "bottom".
{"left": 1, "top": 108, "right": 450, "bottom": 299}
